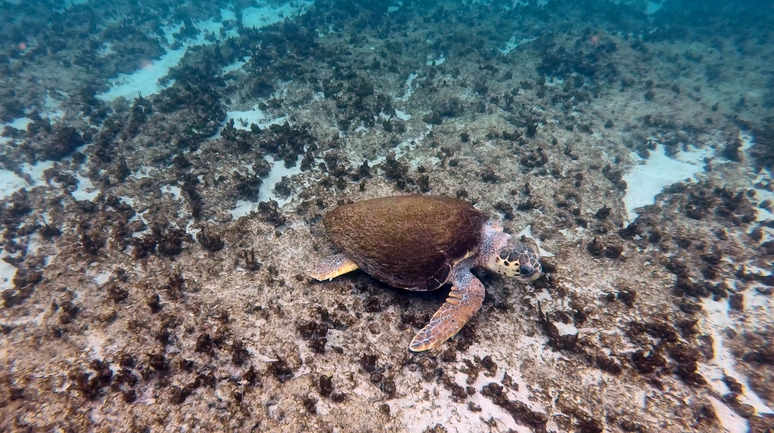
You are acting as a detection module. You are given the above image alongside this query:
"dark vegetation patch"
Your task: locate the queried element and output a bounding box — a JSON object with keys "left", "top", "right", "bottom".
{"left": 481, "top": 382, "right": 548, "bottom": 432}
{"left": 148, "top": 224, "right": 193, "bottom": 257}
{"left": 0, "top": 0, "right": 771, "bottom": 431}
{"left": 297, "top": 320, "right": 329, "bottom": 354}
{"left": 152, "top": 80, "right": 226, "bottom": 152}
{"left": 536, "top": 33, "right": 619, "bottom": 81}
{"left": 536, "top": 304, "right": 623, "bottom": 376}
{"left": 19, "top": 124, "right": 85, "bottom": 163}
{"left": 625, "top": 320, "right": 709, "bottom": 387}
{"left": 257, "top": 122, "right": 318, "bottom": 169}
{"left": 750, "top": 122, "right": 774, "bottom": 172}
{"left": 196, "top": 228, "right": 224, "bottom": 252}
{"left": 586, "top": 237, "right": 623, "bottom": 259}
{"left": 601, "top": 165, "right": 627, "bottom": 191}
{"left": 258, "top": 200, "right": 287, "bottom": 227}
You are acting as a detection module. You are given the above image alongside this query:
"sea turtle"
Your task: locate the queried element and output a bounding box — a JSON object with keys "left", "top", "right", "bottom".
{"left": 310, "top": 195, "right": 542, "bottom": 352}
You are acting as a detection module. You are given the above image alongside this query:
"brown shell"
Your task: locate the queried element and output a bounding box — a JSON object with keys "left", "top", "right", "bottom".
{"left": 323, "top": 195, "right": 486, "bottom": 291}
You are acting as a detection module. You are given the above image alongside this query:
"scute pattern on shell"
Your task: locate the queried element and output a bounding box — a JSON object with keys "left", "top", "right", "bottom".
{"left": 323, "top": 195, "right": 486, "bottom": 290}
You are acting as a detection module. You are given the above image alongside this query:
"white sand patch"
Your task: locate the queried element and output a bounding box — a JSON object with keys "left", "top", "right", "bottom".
{"left": 751, "top": 174, "right": 774, "bottom": 220}
{"left": 26, "top": 233, "right": 43, "bottom": 256}
{"left": 395, "top": 110, "right": 411, "bottom": 120}
{"left": 97, "top": 42, "right": 115, "bottom": 58}
{"left": 44, "top": 91, "right": 65, "bottom": 122}
{"left": 750, "top": 173, "right": 774, "bottom": 242}
{"left": 499, "top": 35, "right": 538, "bottom": 55}
{"left": 129, "top": 212, "right": 151, "bottom": 236}
{"left": 0, "top": 169, "right": 29, "bottom": 200}
{"left": 623, "top": 143, "right": 713, "bottom": 223}
{"left": 379, "top": 111, "right": 411, "bottom": 123}
{"left": 387, "top": 1, "right": 403, "bottom": 13}
{"left": 162, "top": 185, "right": 183, "bottom": 201}
{"left": 221, "top": 8, "right": 237, "bottom": 21}
{"left": 6, "top": 117, "right": 33, "bottom": 131}
{"left": 393, "top": 355, "right": 542, "bottom": 433}
{"left": 362, "top": 124, "right": 432, "bottom": 170}
{"left": 71, "top": 171, "right": 100, "bottom": 201}
{"left": 707, "top": 395, "right": 748, "bottom": 433}
{"left": 9, "top": 117, "right": 31, "bottom": 130}
{"left": 747, "top": 281, "right": 772, "bottom": 304}
{"left": 698, "top": 297, "right": 773, "bottom": 417}
{"left": 229, "top": 156, "right": 305, "bottom": 219}
{"left": 543, "top": 76, "right": 565, "bottom": 87}
{"left": 399, "top": 73, "right": 418, "bottom": 101}
{"left": 84, "top": 330, "right": 106, "bottom": 360}
{"left": 108, "top": 194, "right": 131, "bottom": 208}
{"left": 194, "top": 17, "right": 228, "bottom": 41}
{"left": 20, "top": 160, "right": 55, "bottom": 185}
{"left": 98, "top": 2, "right": 311, "bottom": 103}
{"left": 185, "top": 218, "right": 198, "bottom": 236}
{"left": 97, "top": 47, "right": 187, "bottom": 102}
{"left": 553, "top": 321, "right": 578, "bottom": 336}
{"left": 0, "top": 257, "right": 17, "bottom": 291}
{"left": 0, "top": 156, "right": 72, "bottom": 201}
{"left": 230, "top": 200, "right": 257, "bottom": 220}
{"left": 258, "top": 156, "right": 304, "bottom": 205}
{"left": 121, "top": 196, "right": 150, "bottom": 231}
{"left": 533, "top": 288, "right": 552, "bottom": 303}
{"left": 426, "top": 54, "right": 445, "bottom": 65}
{"left": 646, "top": 0, "right": 664, "bottom": 14}
{"left": 93, "top": 270, "right": 112, "bottom": 286}
{"left": 210, "top": 107, "right": 287, "bottom": 139}
{"left": 221, "top": 57, "right": 250, "bottom": 74}
{"left": 242, "top": 1, "right": 313, "bottom": 29}
{"left": 130, "top": 168, "right": 152, "bottom": 180}
{"left": 64, "top": 0, "right": 89, "bottom": 7}
{"left": 737, "top": 132, "right": 774, "bottom": 242}
{"left": 503, "top": 0, "right": 548, "bottom": 9}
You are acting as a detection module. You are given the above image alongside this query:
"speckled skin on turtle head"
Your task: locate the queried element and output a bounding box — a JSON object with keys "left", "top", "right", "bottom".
{"left": 311, "top": 195, "right": 542, "bottom": 352}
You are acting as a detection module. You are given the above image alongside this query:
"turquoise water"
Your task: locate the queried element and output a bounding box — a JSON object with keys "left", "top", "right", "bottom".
{"left": 0, "top": 1, "right": 773, "bottom": 432}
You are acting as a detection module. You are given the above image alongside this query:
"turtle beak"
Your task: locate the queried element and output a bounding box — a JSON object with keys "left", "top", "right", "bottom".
{"left": 519, "top": 264, "right": 536, "bottom": 278}
{"left": 518, "top": 259, "right": 542, "bottom": 281}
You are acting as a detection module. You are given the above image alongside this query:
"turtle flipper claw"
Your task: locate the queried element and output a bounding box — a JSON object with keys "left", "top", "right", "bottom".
{"left": 409, "top": 270, "right": 485, "bottom": 352}
{"left": 310, "top": 253, "right": 359, "bottom": 281}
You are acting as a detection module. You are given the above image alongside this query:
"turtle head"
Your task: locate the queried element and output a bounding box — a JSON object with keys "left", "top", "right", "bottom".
{"left": 486, "top": 237, "right": 542, "bottom": 282}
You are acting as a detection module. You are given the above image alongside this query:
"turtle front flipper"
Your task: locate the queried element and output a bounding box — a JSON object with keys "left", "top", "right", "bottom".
{"left": 310, "top": 253, "right": 359, "bottom": 281}
{"left": 409, "top": 269, "right": 485, "bottom": 352}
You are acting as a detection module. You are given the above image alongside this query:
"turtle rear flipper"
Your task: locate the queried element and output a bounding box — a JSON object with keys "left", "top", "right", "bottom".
{"left": 409, "top": 268, "right": 484, "bottom": 352}
{"left": 310, "top": 253, "right": 359, "bottom": 281}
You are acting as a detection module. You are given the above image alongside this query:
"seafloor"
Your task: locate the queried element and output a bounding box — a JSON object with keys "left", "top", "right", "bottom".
{"left": 0, "top": 0, "right": 773, "bottom": 432}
